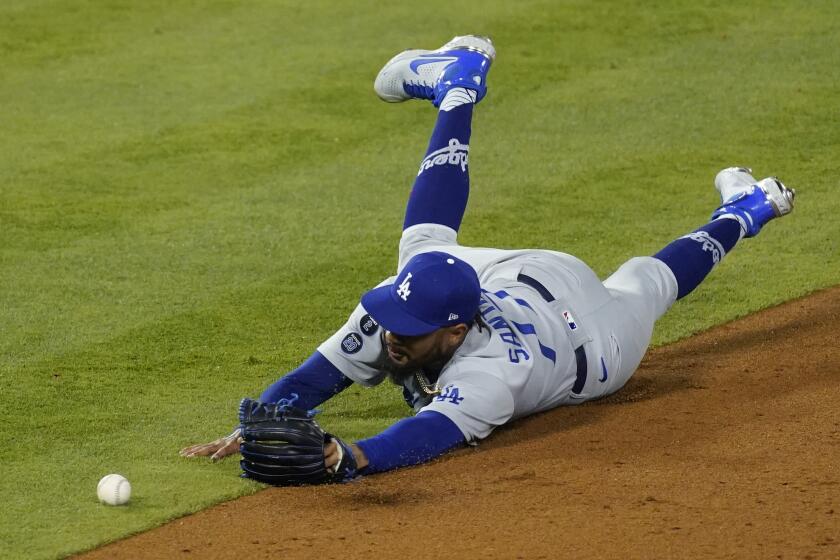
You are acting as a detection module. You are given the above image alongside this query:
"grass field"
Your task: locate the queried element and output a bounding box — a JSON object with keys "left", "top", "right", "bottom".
{"left": 1, "top": 1, "right": 838, "bottom": 558}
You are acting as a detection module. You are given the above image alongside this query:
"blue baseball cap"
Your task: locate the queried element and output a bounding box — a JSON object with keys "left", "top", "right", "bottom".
{"left": 360, "top": 251, "right": 481, "bottom": 336}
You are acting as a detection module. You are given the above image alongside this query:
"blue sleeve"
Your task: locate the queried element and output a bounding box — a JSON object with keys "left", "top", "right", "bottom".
{"left": 258, "top": 351, "right": 354, "bottom": 410}
{"left": 355, "top": 410, "right": 466, "bottom": 473}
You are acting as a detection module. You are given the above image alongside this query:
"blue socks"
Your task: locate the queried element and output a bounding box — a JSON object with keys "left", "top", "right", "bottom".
{"left": 654, "top": 217, "right": 743, "bottom": 300}
{"left": 402, "top": 89, "right": 475, "bottom": 231}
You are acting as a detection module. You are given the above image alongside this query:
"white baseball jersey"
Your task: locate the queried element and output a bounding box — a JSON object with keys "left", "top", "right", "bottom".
{"left": 319, "top": 223, "right": 678, "bottom": 442}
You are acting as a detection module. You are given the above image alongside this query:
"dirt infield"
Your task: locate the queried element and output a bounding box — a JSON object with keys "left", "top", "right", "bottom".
{"left": 77, "top": 287, "right": 840, "bottom": 560}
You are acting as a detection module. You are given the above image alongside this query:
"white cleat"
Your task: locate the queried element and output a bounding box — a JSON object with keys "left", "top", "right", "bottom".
{"left": 715, "top": 166, "right": 757, "bottom": 202}
{"left": 374, "top": 35, "right": 496, "bottom": 106}
{"left": 712, "top": 166, "right": 795, "bottom": 237}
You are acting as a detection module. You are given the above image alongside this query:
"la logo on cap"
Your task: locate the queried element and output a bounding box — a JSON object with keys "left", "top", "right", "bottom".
{"left": 359, "top": 251, "right": 481, "bottom": 337}
{"left": 396, "top": 272, "right": 412, "bottom": 301}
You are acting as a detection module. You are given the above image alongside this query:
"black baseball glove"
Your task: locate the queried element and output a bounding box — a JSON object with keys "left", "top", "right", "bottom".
{"left": 237, "top": 397, "right": 358, "bottom": 486}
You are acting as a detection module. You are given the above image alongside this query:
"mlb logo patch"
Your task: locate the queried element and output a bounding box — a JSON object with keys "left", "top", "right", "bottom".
{"left": 563, "top": 310, "right": 578, "bottom": 330}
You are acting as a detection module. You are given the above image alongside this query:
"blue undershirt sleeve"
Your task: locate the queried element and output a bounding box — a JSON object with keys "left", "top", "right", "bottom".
{"left": 258, "top": 351, "right": 354, "bottom": 410}
{"left": 355, "top": 410, "right": 466, "bottom": 474}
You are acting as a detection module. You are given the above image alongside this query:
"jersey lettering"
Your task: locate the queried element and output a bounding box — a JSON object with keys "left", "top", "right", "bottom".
{"left": 435, "top": 384, "right": 464, "bottom": 405}
{"left": 479, "top": 294, "right": 530, "bottom": 363}
{"left": 499, "top": 331, "right": 523, "bottom": 346}
{"left": 508, "top": 348, "right": 530, "bottom": 363}
{"left": 480, "top": 290, "right": 557, "bottom": 364}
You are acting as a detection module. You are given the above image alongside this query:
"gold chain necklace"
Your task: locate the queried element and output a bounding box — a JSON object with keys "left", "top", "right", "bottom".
{"left": 414, "top": 370, "right": 441, "bottom": 396}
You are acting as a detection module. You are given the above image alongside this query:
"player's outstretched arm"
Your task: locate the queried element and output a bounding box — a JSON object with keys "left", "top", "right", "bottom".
{"left": 258, "top": 351, "right": 354, "bottom": 408}
{"left": 186, "top": 406, "right": 465, "bottom": 482}
{"left": 349, "top": 410, "right": 466, "bottom": 473}
{"left": 324, "top": 440, "right": 369, "bottom": 471}
{"left": 181, "top": 351, "right": 353, "bottom": 461}
{"left": 323, "top": 411, "right": 465, "bottom": 479}
{"left": 179, "top": 429, "right": 242, "bottom": 461}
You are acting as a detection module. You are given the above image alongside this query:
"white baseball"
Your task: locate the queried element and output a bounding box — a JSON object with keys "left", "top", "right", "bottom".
{"left": 97, "top": 474, "right": 131, "bottom": 506}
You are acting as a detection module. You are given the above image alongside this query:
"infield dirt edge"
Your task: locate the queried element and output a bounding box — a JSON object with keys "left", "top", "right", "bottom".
{"left": 74, "top": 286, "right": 840, "bottom": 560}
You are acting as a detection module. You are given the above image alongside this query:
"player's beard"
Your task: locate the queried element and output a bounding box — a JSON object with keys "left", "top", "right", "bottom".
{"left": 382, "top": 349, "right": 437, "bottom": 380}
{"left": 380, "top": 332, "right": 458, "bottom": 383}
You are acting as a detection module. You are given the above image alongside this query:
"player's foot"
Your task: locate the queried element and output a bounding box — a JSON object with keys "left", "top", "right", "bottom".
{"left": 711, "top": 166, "right": 795, "bottom": 237}
{"left": 374, "top": 35, "right": 495, "bottom": 107}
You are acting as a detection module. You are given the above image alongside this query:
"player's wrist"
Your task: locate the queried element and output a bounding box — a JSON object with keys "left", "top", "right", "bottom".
{"left": 349, "top": 443, "right": 369, "bottom": 470}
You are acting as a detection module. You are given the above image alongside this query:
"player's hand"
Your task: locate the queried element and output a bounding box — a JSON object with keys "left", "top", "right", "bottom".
{"left": 324, "top": 440, "right": 369, "bottom": 471}
{"left": 180, "top": 429, "right": 242, "bottom": 462}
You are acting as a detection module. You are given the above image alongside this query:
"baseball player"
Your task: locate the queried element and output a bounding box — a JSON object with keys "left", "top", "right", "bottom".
{"left": 181, "top": 36, "right": 795, "bottom": 482}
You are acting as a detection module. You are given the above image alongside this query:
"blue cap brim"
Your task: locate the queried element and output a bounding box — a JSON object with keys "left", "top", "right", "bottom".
{"left": 360, "top": 284, "right": 441, "bottom": 336}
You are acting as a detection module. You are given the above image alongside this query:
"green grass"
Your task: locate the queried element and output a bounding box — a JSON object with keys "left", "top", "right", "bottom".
{"left": 1, "top": 1, "right": 838, "bottom": 558}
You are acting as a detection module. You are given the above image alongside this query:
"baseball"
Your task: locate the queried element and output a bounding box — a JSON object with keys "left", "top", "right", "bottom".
{"left": 97, "top": 474, "right": 131, "bottom": 506}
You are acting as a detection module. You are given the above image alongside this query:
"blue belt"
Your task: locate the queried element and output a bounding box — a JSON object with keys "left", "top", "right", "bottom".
{"left": 517, "top": 273, "right": 587, "bottom": 394}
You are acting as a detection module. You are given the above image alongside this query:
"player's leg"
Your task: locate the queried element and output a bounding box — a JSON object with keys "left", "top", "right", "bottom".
{"left": 400, "top": 88, "right": 476, "bottom": 233}
{"left": 373, "top": 36, "right": 495, "bottom": 269}
{"left": 590, "top": 167, "right": 796, "bottom": 397}
{"left": 654, "top": 167, "right": 795, "bottom": 299}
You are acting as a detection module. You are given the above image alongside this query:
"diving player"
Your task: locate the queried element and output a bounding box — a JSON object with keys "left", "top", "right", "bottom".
{"left": 181, "top": 35, "right": 795, "bottom": 475}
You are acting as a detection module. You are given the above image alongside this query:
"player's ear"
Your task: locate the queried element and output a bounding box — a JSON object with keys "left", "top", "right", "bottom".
{"left": 446, "top": 323, "right": 469, "bottom": 341}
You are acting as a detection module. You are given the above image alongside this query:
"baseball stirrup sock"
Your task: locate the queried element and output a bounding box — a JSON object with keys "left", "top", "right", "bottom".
{"left": 439, "top": 87, "right": 477, "bottom": 112}
{"left": 653, "top": 216, "right": 742, "bottom": 300}
{"left": 403, "top": 88, "right": 475, "bottom": 231}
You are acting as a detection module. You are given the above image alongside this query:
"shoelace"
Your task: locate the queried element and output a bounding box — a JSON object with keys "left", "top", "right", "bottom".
{"left": 403, "top": 81, "right": 434, "bottom": 100}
